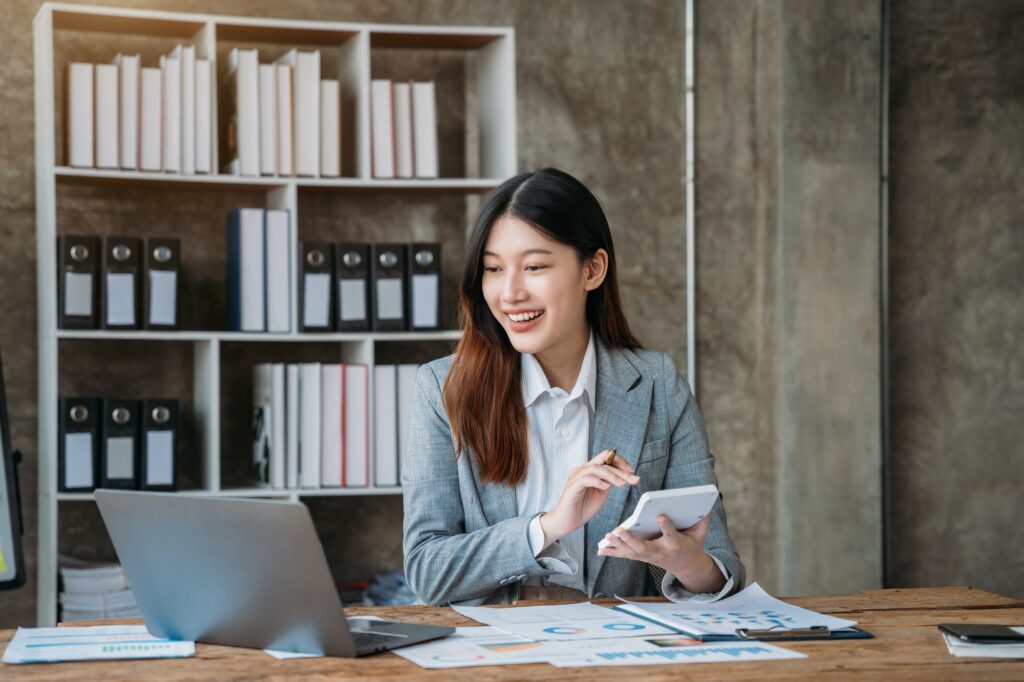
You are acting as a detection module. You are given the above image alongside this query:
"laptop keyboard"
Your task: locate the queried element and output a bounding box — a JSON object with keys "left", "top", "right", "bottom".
{"left": 352, "top": 631, "right": 404, "bottom": 649}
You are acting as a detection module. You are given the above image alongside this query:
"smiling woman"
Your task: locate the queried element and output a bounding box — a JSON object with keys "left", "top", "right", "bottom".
{"left": 401, "top": 168, "right": 745, "bottom": 606}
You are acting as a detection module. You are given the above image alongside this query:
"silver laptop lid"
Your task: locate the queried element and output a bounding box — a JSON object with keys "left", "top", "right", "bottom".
{"left": 95, "top": 490, "right": 355, "bottom": 656}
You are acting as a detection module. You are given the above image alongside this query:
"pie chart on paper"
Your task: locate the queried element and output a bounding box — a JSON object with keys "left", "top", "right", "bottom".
{"left": 542, "top": 626, "right": 587, "bottom": 636}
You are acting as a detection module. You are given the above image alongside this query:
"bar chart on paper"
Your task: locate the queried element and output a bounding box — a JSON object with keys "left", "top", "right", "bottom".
{"left": 550, "top": 640, "right": 807, "bottom": 667}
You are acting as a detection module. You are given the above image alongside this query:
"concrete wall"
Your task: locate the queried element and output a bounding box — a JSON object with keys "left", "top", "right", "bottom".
{"left": 888, "top": 0, "right": 1024, "bottom": 598}
{"left": 696, "top": 0, "right": 883, "bottom": 596}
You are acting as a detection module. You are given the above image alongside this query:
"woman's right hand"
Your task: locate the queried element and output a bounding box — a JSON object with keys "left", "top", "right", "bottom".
{"left": 538, "top": 449, "right": 639, "bottom": 547}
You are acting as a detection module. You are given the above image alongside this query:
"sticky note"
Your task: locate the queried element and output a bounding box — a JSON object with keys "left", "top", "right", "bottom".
{"left": 0, "top": 548, "right": 7, "bottom": 573}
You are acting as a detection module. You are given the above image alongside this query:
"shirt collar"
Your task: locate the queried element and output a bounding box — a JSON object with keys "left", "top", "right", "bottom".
{"left": 521, "top": 331, "right": 597, "bottom": 411}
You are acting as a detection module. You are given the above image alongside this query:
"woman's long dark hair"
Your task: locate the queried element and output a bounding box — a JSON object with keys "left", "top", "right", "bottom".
{"left": 443, "top": 168, "right": 641, "bottom": 485}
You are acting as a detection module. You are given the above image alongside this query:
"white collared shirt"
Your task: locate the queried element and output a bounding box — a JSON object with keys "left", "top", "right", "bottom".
{"left": 516, "top": 331, "right": 733, "bottom": 602}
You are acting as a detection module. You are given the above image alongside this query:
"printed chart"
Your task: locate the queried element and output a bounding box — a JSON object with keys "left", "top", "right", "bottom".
{"left": 550, "top": 639, "right": 807, "bottom": 667}
{"left": 393, "top": 626, "right": 552, "bottom": 669}
{"left": 617, "top": 583, "right": 857, "bottom": 637}
{"left": 1, "top": 626, "right": 195, "bottom": 664}
{"left": 454, "top": 602, "right": 674, "bottom": 641}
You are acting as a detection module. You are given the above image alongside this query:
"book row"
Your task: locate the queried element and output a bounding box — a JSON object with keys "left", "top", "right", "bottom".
{"left": 251, "top": 362, "right": 419, "bottom": 489}
{"left": 58, "top": 397, "right": 180, "bottom": 492}
{"left": 223, "top": 48, "right": 350, "bottom": 178}
{"left": 57, "top": 236, "right": 180, "bottom": 331}
{"left": 65, "top": 47, "right": 213, "bottom": 173}
{"left": 370, "top": 79, "right": 439, "bottom": 179}
{"left": 226, "top": 208, "right": 292, "bottom": 333}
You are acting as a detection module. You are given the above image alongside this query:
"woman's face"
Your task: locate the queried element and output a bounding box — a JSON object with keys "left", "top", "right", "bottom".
{"left": 481, "top": 214, "right": 605, "bottom": 358}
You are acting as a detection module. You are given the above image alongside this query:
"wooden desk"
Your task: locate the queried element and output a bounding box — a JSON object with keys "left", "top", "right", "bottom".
{"left": 2, "top": 587, "right": 1021, "bottom": 680}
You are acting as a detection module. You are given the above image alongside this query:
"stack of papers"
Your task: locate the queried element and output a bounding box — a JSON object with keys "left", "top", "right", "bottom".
{"left": 614, "top": 582, "right": 858, "bottom": 639}
{"left": 59, "top": 558, "right": 141, "bottom": 622}
{"left": 1, "top": 626, "right": 194, "bottom": 664}
{"left": 392, "top": 626, "right": 806, "bottom": 668}
{"left": 391, "top": 591, "right": 811, "bottom": 668}
{"left": 943, "top": 628, "right": 1024, "bottom": 658}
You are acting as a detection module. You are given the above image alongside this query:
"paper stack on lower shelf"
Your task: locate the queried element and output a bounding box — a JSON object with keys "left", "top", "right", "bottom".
{"left": 58, "top": 556, "right": 141, "bottom": 623}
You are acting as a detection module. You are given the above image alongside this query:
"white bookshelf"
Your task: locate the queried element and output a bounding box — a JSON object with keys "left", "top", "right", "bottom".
{"left": 33, "top": 2, "right": 516, "bottom": 625}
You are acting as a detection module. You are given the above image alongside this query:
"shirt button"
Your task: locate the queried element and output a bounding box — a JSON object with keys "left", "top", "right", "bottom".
{"left": 561, "top": 429, "right": 570, "bottom": 438}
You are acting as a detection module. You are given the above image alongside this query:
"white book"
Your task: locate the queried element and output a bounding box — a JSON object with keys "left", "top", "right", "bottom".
{"left": 319, "top": 79, "right": 340, "bottom": 177}
{"left": 320, "top": 364, "right": 342, "bottom": 488}
{"left": 275, "top": 64, "right": 293, "bottom": 176}
{"left": 270, "top": 363, "right": 286, "bottom": 489}
{"left": 252, "top": 364, "right": 272, "bottom": 486}
{"left": 139, "top": 67, "right": 162, "bottom": 171}
{"left": 94, "top": 64, "right": 119, "bottom": 169}
{"left": 194, "top": 59, "right": 212, "bottom": 174}
{"left": 370, "top": 79, "right": 394, "bottom": 178}
{"left": 180, "top": 45, "right": 196, "bottom": 174}
{"left": 227, "top": 208, "right": 265, "bottom": 332}
{"left": 374, "top": 365, "right": 398, "bottom": 487}
{"left": 258, "top": 64, "right": 276, "bottom": 176}
{"left": 160, "top": 47, "right": 181, "bottom": 172}
{"left": 277, "top": 49, "right": 319, "bottom": 177}
{"left": 265, "top": 208, "right": 291, "bottom": 333}
{"left": 397, "top": 364, "right": 419, "bottom": 473}
{"left": 113, "top": 54, "right": 139, "bottom": 169}
{"left": 299, "top": 363, "right": 322, "bottom": 488}
{"left": 226, "top": 48, "right": 260, "bottom": 176}
{"left": 392, "top": 82, "right": 414, "bottom": 179}
{"left": 344, "top": 364, "right": 369, "bottom": 487}
{"left": 412, "top": 81, "right": 438, "bottom": 178}
{"left": 286, "top": 364, "right": 300, "bottom": 489}
{"left": 66, "top": 62, "right": 94, "bottom": 168}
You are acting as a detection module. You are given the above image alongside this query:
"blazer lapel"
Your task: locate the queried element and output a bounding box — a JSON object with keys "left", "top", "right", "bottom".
{"left": 586, "top": 338, "right": 652, "bottom": 595}
{"left": 465, "top": 445, "right": 519, "bottom": 526}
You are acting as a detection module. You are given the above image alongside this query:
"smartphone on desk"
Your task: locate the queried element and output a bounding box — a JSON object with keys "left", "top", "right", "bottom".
{"left": 938, "top": 623, "right": 1024, "bottom": 643}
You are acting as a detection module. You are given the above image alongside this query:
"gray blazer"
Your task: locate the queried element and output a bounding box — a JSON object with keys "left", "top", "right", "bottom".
{"left": 401, "top": 335, "right": 745, "bottom": 605}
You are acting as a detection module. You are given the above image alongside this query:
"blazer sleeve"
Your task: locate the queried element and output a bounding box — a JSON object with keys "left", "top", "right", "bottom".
{"left": 401, "top": 363, "right": 577, "bottom": 605}
{"left": 659, "top": 354, "right": 747, "bottom": 595}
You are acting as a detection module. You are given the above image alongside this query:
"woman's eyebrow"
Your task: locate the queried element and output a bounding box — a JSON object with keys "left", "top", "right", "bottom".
{"left": 483, "top": 248, "right": 554, "bottom": 257}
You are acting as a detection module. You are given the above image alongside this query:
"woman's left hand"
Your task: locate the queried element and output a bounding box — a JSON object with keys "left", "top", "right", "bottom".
{"left": 597, "top": 514, "right": 721, "bottom": 592}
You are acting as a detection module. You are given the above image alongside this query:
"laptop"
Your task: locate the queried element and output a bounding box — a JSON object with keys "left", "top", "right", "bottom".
{"left": 95, "top": 489, "right": 453, "bottom": 656}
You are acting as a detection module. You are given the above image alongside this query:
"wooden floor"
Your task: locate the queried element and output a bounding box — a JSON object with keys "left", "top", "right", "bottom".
{"left": 2, "top": 587, "right": 1022, "bottom": 679}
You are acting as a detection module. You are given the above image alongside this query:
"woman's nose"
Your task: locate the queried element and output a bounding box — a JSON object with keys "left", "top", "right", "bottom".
{"left": 500, "top": 271, "right": 527, "bottom": 302}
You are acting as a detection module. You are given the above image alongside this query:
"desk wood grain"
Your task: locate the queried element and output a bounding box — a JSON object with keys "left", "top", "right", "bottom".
{"left": 1, "top": 587, "right": 1021, "bottom": 680}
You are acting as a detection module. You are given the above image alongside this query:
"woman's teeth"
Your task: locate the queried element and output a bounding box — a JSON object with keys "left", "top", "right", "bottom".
{"left": 509, "top": 311, "right": 543, "bottom": 322}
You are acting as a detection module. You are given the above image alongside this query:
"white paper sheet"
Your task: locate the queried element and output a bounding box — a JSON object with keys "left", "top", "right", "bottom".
{"left": 1, "top": 625, "right": 194, "bottom": 664}
{"left": 616, "top": 582, "right": 857, "bottom": 638}
{"left": 453, "top": 602, "right": 674, "bottom": 641}
{"left": 392, "top": 626, "right": 551, "bottom": 668}
{"left": 549, "top": 638, "right": 807, "bottom": 667}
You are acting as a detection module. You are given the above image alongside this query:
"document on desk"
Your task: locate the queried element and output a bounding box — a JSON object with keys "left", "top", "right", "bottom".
{"left": 393, "top": 626, "right": 554, "bottom": 668}
{"left": 550, "top": 638, "right": 807, "bottom": 667}
{"left": 395, "top": 627, "right": 805, "bottom": 668}
{"left": 615, "top": 582, "right": 857, "bottom": 639}
{"left": 1, "top": 625, "right": 195, "bottom": 664}
{"left": 453, "top": 602, "right": 675, "bottom": 641}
